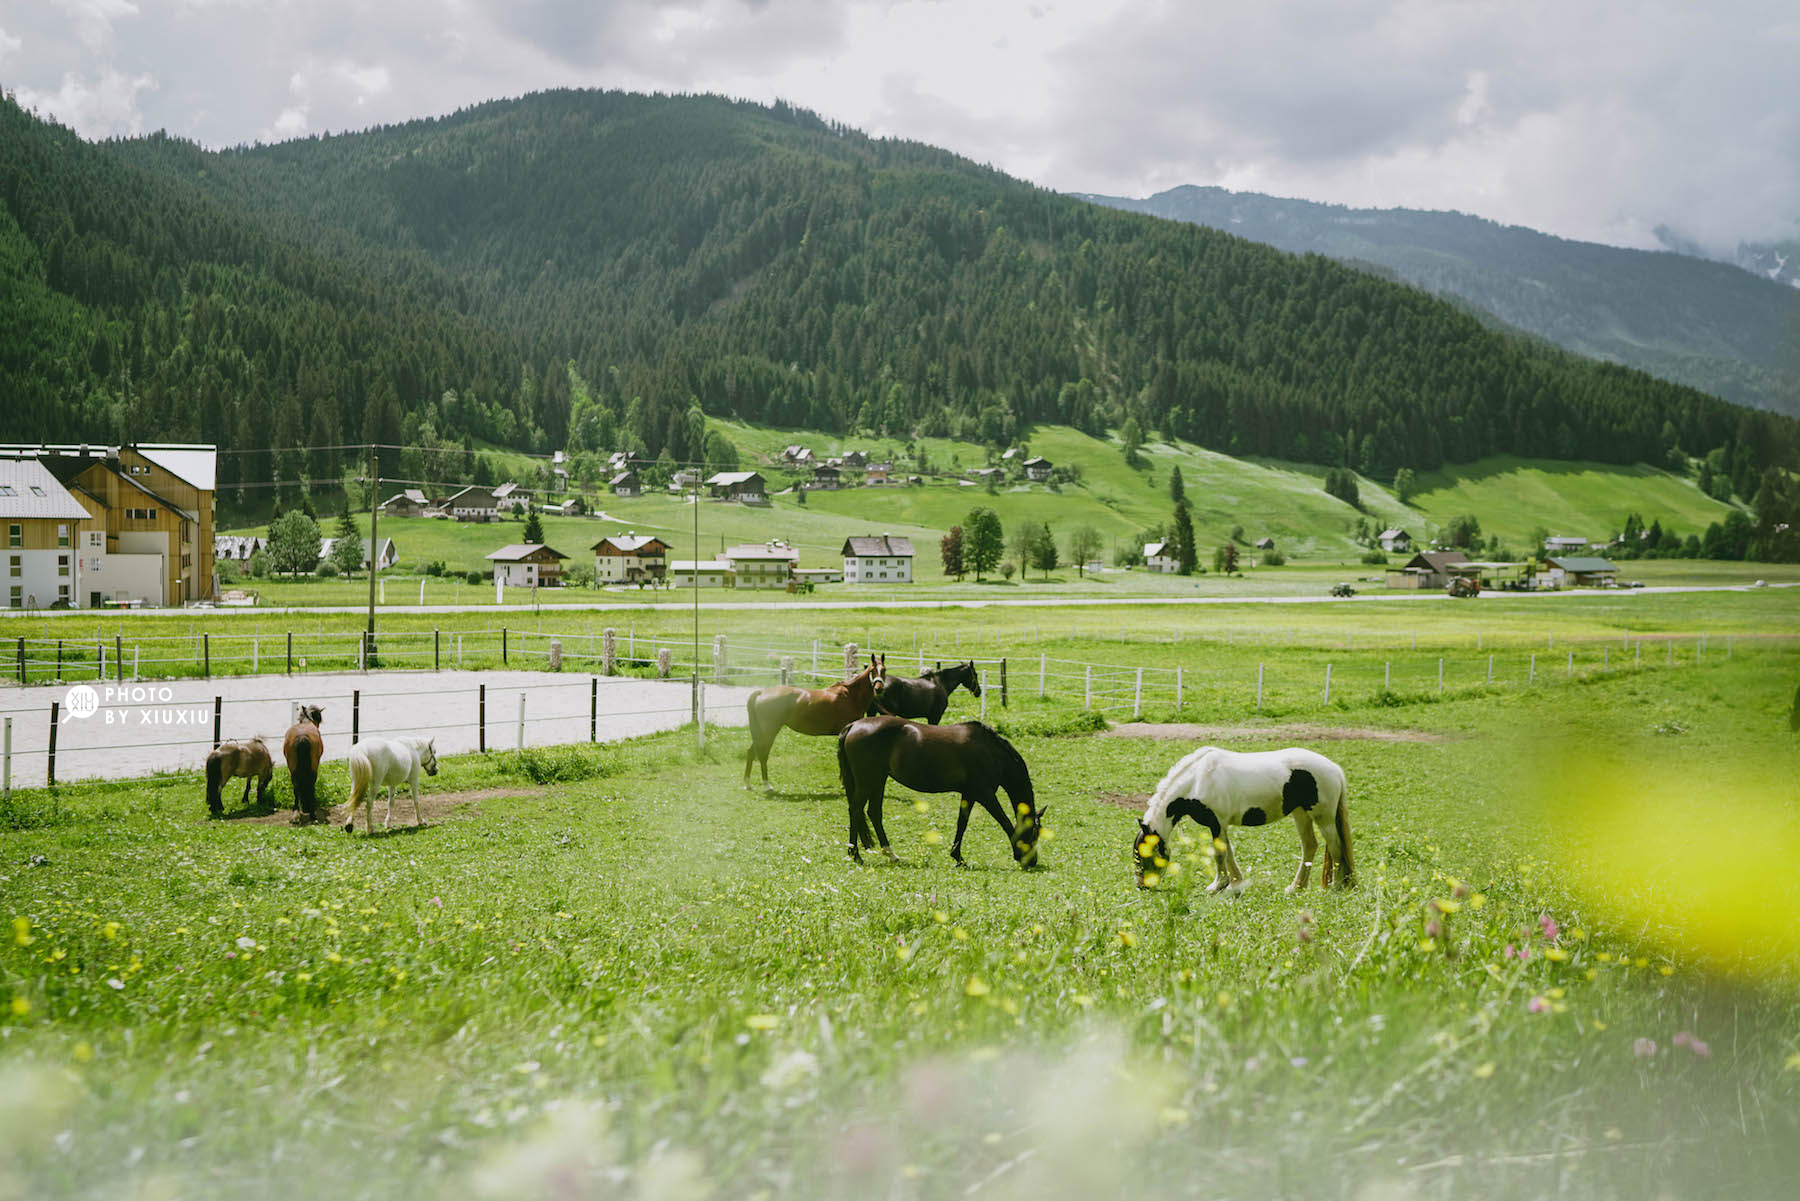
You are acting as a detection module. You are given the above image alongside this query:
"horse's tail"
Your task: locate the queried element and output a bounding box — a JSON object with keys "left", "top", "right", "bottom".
{"left": 744, "top": 690, "right": 765, "bottom": 744}
{"left": 204, "top": 751, "right": 223, "bottom": 814}
{"left": 1334, "top": 783, "right": 1356, "bottom": 887}
{"left": 836, "top": 725, "right": 856, "bottom": 800}
{"left": 349, "top": 745, "right": 372, "bottom": 798}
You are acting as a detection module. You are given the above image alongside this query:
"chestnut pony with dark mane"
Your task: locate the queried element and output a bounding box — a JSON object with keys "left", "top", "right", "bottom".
{"left": 743, "top": 661, "right": 880, "bottom": 790}
{"left": 283, "top": 704, "right": 325, "bottom": 823}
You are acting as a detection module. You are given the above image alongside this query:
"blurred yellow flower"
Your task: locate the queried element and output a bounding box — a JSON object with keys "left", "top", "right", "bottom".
{"left": 1784, "top": 1053, "right": 1800, "bottom": 1072}
{"left": 73, "top": 1042, "right": 94, "bottom": 1063}
{"left": 952, "top": 927, "right": 969, "bottom": 941}
{"left": 1117, "top": 930, "right": 1136, "bottom": 948}
{"left": 1434, "top": 898, "right": 1462, "bottom": 914}
{"left": 914, "top": 800, "right": 929, "bottom": 814}
{"left": 1658, "top": 965, "right": 1674, "bottom": 977}
{"left": 745, "top": 1014, "right": 780, "bottom": 1030}
{"left": 1216, "top": 991, "right": 1234, "bottom": 1009}
{"left": 12, "top": 917, "right": 31, "bottom": 946}
{"left": 923, "top": 831, "right": 942, "bottom": 845}
{"left": 8, "top": 996, "right": 29, "bottom": 1018}
{"left": 1543, "top": 947, "right": 1569, "bottom": 962}
{"left": 1472, "top": 1061, "right": 1495, "bottom": 1079}
{"left": 101, "top": 922, "right": 119, "bottom": 941}
{"left": 964, "top": 977, "right": 989, "bottom": 998}
{"left": 1158, "top": 1106, "right": 1191, "bottom": 1127}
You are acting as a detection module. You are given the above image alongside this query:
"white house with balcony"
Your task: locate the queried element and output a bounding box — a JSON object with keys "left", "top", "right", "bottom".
{"left": 841, "top": 535, "right": 914, "bottom": 584}
{"left": 721, "top": 540, "right": 800, "bottom": 589}
{"left": 1143, "top": 541, "right": 1176, "bottom": 573}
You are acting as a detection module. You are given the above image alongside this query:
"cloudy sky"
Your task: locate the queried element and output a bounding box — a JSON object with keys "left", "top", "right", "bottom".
{"left": 3, "top": 0, "right": 1796, "bottom": 253}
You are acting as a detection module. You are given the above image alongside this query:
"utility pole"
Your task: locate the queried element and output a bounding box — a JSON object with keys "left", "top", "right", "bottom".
{"left": 366, "top": 448, "right": 379, "bottom": 668}
{"left": 692, "top": 472, "right": 702, "bottom": 749}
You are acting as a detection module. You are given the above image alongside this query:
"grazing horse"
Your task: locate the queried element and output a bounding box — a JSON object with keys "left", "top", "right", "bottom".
{"left": 344, "top": 736, "right": 439, "bottom": 835}
{"left": 204, "top": 737, "right": 273, "bottom": 817}
{"left": 283, "top": 704, "right": 325, "bottom": 822}
{"left": 873, "top": 656, "right": 982, "bottom": 725}
{"left": 743, "top": 662, "right": 880, "bottom": 790}
{"left": 1132, "top": 746, "right": 1354, "bottom": 893}
{"left": 836, "top": 715, "right": 1046, "bottom": 868}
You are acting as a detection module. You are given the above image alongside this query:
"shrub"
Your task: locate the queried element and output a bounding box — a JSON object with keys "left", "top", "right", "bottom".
{"left": 1262, "top": 550, "right": 1287, "bottom": 566}
{"left": 424, "top": 560, "right": 447, "bottom": 577}
{"left": 1360, "top": 549, "right": 1389, "bottom": 565}
{"left": 465, "top": 570, "right": 486, "bottom": 585}
{"left": 315, "top": 561, "right": 339, "bottom": 579}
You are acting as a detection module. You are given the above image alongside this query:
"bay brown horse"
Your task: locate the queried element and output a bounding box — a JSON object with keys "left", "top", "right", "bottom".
{"left": 836, "top": 715, "right": 1045, "bottom": 868}
{"left": 873, "top": 655, "right": 982, "bottom": 725}
{"left": 743, "top": 662, "right": 880, "bottom": 790}
{"left": 283, "top": 704, "right": 326, "bottom": 822}
{"left": 205, "top": 738, "right": 274, "bottom": 818}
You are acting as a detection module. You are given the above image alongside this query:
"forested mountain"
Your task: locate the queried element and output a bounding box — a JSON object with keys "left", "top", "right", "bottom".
{"left": 1081, "top": 185, "right": 1800, "bottom": 418}
{"left": 3, "top": 89, "right": 1795, "bottom": 514}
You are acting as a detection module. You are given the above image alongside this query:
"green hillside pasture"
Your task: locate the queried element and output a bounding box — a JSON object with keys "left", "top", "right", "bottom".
{"left": 3, "top": 657, "right": 1798, "bottom": 1199}
{"left": 1406, "top": 455, "right": 1737, "bottom": 548}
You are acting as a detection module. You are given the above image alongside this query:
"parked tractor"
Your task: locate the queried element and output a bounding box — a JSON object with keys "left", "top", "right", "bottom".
{"left": 1447, "top": 577, "right": 1480, "bottom": 598}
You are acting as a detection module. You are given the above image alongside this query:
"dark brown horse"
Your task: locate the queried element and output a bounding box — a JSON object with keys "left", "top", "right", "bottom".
{"left": 873, "top": 655, "right": 982, "bottom": 725}
{"left": 205, "top": 738, "right": 274, "bottom": 817}
{"left": 743, "top": 662, "right": 880, "bottom": 790}
{"left": 283, "top": 704, "right": 325, "bottom": 822}
{"left": 836, "top": 715, "right": 1045, "bottom": 868}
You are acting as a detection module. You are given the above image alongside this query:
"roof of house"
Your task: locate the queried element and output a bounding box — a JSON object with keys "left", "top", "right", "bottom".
{"left": 1255, "top": 537, "right": 1276, "bottom": 549}
{"left": 1379, "top": 527, "right": 1409, "bottom": 540}
{"left": 1144, "top": 541, "right": 1167, "bottom": 556}
{"left": 1546, "top": 556, "right": 1618, "bottom": 572}
{"left": 670, "top": 559, "right": 733, "bottom": 572}
{"left": 1023, "top": 456, "right": 1051, "bottom": 467}
{"left": 1545, "top": 536, "right": 1589, "bottom": 545}
{"left": 706, "top": 471, "right": 764, "bottom": 486}
{"left": 811, "top": 463, "right": 840, "bottom": 474}
{"left": 383, "top": 489, "right": 429, "bottom": 506}
{"left": 135, "top": 445, "right": 217, "bottom": 492}
{"left": 1001, "top": 448, "right": 1020, "bottom": 459}
{"left": 609, "top": 471, "right": 638, "bottom": 485}
{"left": 446, "top": 485, "right": 496, "bottom": 505}
{"left": 484, "top": 543, "right": 568, "bottom": 562}
{"left": 842, "top": 536, "right": 915, "bottom": 557}
{"left": 320, "top": 536, "right": 395, "bottom": 562}
{"left": 491, "top": 482, "right": 526, "bottom": 499}
{"left": 0, "top": 458, "right": 93, "bottom": 520}
{"left": 593, "top": 534, "right": 668, "bottom": 553}
{"left": 726, "top": 542, "right": 801, "bottom": 562}
{"left": 1405, "top": 550, "right": 1471, "bottom": 572}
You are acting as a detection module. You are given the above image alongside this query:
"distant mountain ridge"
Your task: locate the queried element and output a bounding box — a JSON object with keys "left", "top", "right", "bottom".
{"left": 1078, "top": 186, "right": 1800, "bottom": 417}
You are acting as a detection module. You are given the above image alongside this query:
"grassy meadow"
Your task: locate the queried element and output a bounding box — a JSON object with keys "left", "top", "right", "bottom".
{"left": 220, "top": 423, "right": 1750, "bottom": 597}
{"left": 4, "top": 596, "right": 1800, "bottom": 1199}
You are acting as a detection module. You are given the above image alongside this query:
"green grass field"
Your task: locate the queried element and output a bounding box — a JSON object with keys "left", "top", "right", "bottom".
{"left": 4, "top": 611, "right": 1799, "bottom": 1199}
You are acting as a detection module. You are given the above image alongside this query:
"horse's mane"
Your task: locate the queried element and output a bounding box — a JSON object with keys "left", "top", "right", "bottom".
{"left": 963, "top": 722, "right": 1033, "bottom": 802}
{"left": 1144, "top": 745, "right": 1221, "bottom": 828}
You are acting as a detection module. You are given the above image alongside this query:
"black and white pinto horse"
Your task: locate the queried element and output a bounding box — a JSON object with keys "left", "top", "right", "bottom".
{"left": 1132, "top": 746, "right": 1354, "bottom": 893}
{"left": 871, "top": 654, "right": 982, "bottom": 725}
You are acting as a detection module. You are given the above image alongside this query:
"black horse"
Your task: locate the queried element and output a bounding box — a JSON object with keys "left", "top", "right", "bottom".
{"left": 871, "top": 654, "right": 982, "bottom": 725}
{"left": 836, "top": 715, "right": 1045, "bottom": 869}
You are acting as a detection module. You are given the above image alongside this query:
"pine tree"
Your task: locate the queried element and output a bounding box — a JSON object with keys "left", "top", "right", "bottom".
{"left": 523, "top": 510, "right": 545, "bottom": 544}
{"left": 1169, "top": 465, "right": 1185, "bottom": 504}
{"left": 1171, "top": 500, "right": 1197, "bottom": 575}
{"left": 940, "top": 525, "right": 965, "bottom": 580}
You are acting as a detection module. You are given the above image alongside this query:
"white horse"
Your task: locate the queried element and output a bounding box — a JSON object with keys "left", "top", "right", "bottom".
{"left": 1132, "top": 746, "right": 1354, "bottom": 893}
{"left": 344, "top": 736, "right": 439, "bottom": 834}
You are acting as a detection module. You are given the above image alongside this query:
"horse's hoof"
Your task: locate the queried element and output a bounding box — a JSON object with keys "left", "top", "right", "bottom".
{"left": 764, "top": 784, "right": 775, "bottom": 794}
{"left": 343, "top": 821, "right": 354, "bottom": 834}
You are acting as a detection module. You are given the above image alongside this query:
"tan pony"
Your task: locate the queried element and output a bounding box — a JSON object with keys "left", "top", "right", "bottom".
{"left": 743, "top": 660, "right": 880, "bottom": 791}
{"left": 204, "top": 737, "right": 274, "bottom": 818}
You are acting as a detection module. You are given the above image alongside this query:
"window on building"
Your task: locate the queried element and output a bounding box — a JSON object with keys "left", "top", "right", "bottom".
{"left": 58, "top": 555, "right": 69, "bottom": 577}
{"left": 30, "top": 486, "right": 46, "bottom": 497}
{"left": 8, "top": 586, "right": 18, "bottom": 607}
{"left": 0, "top": 486, "right": 13, "bottom": 496}
{"left": 7, "top": 555, "right": 18, "bottom": 577}
{"left": 86, "top": 532, "right": 103, "bottom": 549}
{"left": 58, "top": 583, "right": 69, "bottom": 600}
{"left": 57, "top": 524, "right": 69, "bottom": 547}
{"left": 7, "top": 523, "right": 18, "bottom": 546}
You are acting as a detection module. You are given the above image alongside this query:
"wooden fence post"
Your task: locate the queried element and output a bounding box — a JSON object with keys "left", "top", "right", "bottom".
{"left": 47, "top": 701, "right": 59, "bottom": 786}
{"left": 287, "top": 632, "right": 293, "bottom": 675}
{"left": 203, "top": 633, "right": 210, "bottom": 679}
{"left": 590, "top": 677, "right": 598, "bottom": 743}
{"left": 1039, "top": 653, "right": 1046, "bottom": 699}
{"left": 478, "top": 684, "right": 486, "bottom": 753}
{"left": 212, "top": 697, "right": 222, "bottom": 748}
{"left": 352, "top": 690, "right": 360, "bottom": 745}
{"left": 1324, "top": 663, "right": 1332, "bottom": 705}
{"left": 1000, "top": 658, "right": 1008, "bottom": 708}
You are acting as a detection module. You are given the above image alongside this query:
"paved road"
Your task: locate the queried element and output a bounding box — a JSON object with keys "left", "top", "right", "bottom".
{"left": 6, "top": 582, "right": 1791, "bottom": 621}
{"left": 0, "top": 670, "right": 754, "bottom": 789}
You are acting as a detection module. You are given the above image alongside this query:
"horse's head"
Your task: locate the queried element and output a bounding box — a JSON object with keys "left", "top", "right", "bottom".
{"left": 960, "top": 661, "right": 982, "bottom": 697}
{"left": 420, "top": 738, "right": 439, "bottom": 777}
{"left": 1011, "top": 799, "right": 1047, "bottom": 869}
{"left": 1133, "top": 819, "right": 1171, "bottom": 889}
{"left": 299, "top": 703, "right": 324, "bottom": 727}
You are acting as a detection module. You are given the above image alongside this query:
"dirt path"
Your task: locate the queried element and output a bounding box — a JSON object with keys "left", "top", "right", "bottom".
{"left": 1100, "top": 721, "right": 1448, "bottom": 743}
{"left": 231, "top": 786, "right": 544, "bottom": 828}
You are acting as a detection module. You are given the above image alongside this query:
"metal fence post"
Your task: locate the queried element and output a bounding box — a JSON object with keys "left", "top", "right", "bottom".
{"left": 212, "top": 697, "right": 222, "bottom": 748}
{"left": 1084, "top": 665, "right": 1092, "bottom": 710}
{"left": 1000, "top": 659, "right": 1008, "bottom": 708}
{"left": 1603, "top": 647, "right": 1609, "bottom": 671}
{"left": 590, "top": 677, "right": 598, "bottom": 742}
{"left": 1438, "top": 658, "right": 1444, "bottom": 692}
{"left": 1487, "top": 653, "right": 1494, "bottom": 682}
{"left": 352, "top": 690, "right": 360, "bottom": 744}
{"left": 57, "top": 640, "right": 63, "bottom": 679}
{"left": 1176, "top": 666, "right": 1183, "bottom": 711}
{"left": 980, "top": 673, "right": 988, "bottom": 722}
{"left": 1384, "top": 661, "right": 1390, "bottom": 692}
{"left": 517, "top": 693, "right": 526, "bottom": 752}
{"left": 1133, "top": 667, "right": 1143, "bottom": 718}
{"left": 479, "top": 683, "right": 486, "bottom": 753}
{"left": 1039, "top": 653, "right": 1046, "bottom": 699}
{"left": 435, "top": 629, "right": 441, "bottom": 671}
{"left": 48, "top": 702, "right": 60, "bottom": 786}
{"left": 203, "top": 633, "right": 210, "bottom": 679}
{"left": 15, "top": 637, "right": 22, "bottom": 685}
{"left": 1567, "top": 651, "right": 1574, "bottom": 677}
{"left": 1324, "top": 663, "right": 1332, "bottom": 705}
{"left": 502, "top": 627, "right": 508, "bottom": 665}
{"left": 287, "top": 632, "right": 293, "bottom": 675}
{"left": 1529, "top": 653, "right": 1536, "bottom": 683}
{"left": 2, "top": 716, "right": 9, "bottom": 800}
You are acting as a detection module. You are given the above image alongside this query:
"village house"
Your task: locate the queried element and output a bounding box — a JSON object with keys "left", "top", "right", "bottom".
{"left": 1378, "top": 528, "right": 1412, "bottom": 553}
{"left": 841, "top": 535, "right": 915, "bottom": 584}
{"left": 705, "top": 471, "right": 767, "bottom": 503}
{"left": 781, "top": 445, "right": 814, "bottom": 465}
{"left": 542, "top": 497, "right": 582, "bottom": 517}
{"left": 808, "top": 464, "right": 842, "bottom": 491}
{"left": 1, "top": 457, "right": 96, "bottom": 610}
{"left": 491, "top": 482, "right": 531, "bottom": 515}
{"left": 1143, "top": 541, "right": 1176, "bottom": 573}
{"left": 592, "top": 532, "right": 669, "bottom": 585}
{"left": 1023, "top": 456, "right": 1053, "bottom": 481}
{"left": 1255, "top": 536, "right": 1277, "bottom": 552}
{"left": 1544, "top": 535, "right": 1589, "bottom": 554}
{"left": 380, "top": 489, "right": 433, "bottom": 517}
{"left": 214, "top": 534, "right": 266, "bottom": 565}
{"left": 1543, "top": 555, "right": 1619, "bottom": 588}
{"left": 968, "top": 467, "right": 1003, "bottom": 484}
{"left": 1387, "top": 550, "right": 1470, "bottom": 589}
{"left": 669, "top": 469, "right": 703, "bottom": 493}
{"left": 863, "top": 462, "right": 893, "bottom": 485}
{"left": 669, "top": 558, "right": 735, "bottom": 588}
{"left": 485, "top": 543, "right": 568, "bottom": 589}
{"left": 318, "top": 537, "right": 398, "bottom": 572}
{"left": 610, "top": 470, "right": 641, "bottom": 498}
{"left": 5, "top": 443, "right": 219, "bottom": 607}
{"left": 722, "top": 540, "right": 800, "bottom": 589}
{"left": 841, "top": 450, "right": 869, "bottom": 469}
{"left": 444, "top": 485, "right": 500, "bottom": 523}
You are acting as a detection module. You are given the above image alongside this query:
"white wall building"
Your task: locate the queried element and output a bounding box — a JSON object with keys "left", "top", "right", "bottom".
{"left": 841, "top": 535, "right": 914, "bottom": 584}
{"left": 669, "top": 559, "right": 735, "bottom": 588}
{"left": 1143, "top": 541, "right": 1176, "bottom": 573}
{"left": 721, "top": 540, "right": 800, "bottom": 589}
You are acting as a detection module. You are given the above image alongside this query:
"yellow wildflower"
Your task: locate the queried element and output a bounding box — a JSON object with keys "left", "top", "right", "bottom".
{"left": 1472, "top": 1062, "right": 1496, "bottom": 1079}
{"left": 1117, "top": 929, "right": 1136, "bottom": 948}
{"left": 964, "top": 977, "right": 990, "bottom": 998}
{"left": 73, "top": 1042, "right": 94, "bottom": 1063}
{"left": 745, "top": 1014, "right": 779, "bottom": 1030}
{"left": 923, "top": 831, "right": 942, "bottom": 845}
{"left": 12, "top": 917, "right": 32, "bottom": 947}
{"left": 8, "top": 996, "right": 29, "bottom": 1018}
{"left": 1543, "top": 947, "right": 1569, "bottom": 962}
